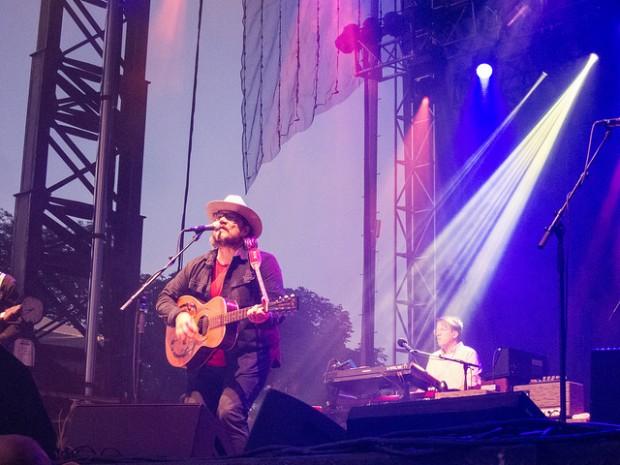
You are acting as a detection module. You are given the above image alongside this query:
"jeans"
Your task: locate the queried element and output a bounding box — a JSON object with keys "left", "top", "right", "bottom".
{"left": 186, "top": 349, "right": 270, "bottom": 454}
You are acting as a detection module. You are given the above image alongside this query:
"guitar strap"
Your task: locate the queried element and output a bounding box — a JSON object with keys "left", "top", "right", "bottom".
{"left": 245, "top": 238, "right": 269, "bottom": 306}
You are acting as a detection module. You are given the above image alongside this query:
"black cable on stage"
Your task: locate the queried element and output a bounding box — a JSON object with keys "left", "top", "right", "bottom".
{"left": 178, "top": 0, "right": 205, "bottom": 271}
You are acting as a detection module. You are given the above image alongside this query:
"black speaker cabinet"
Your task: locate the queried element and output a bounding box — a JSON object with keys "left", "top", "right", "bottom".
{"left": 63, "top": 403, "right": 230, "bottom": 458}
{"left": 347, "top": 392, "right": 545, "bottom": 437}
{"left": 492, "top": 347, "right": 547, "bottom": 384}
{"left": 591, "top": 348, "right": 620, "bottom": 424}
{"left": 246, "top": 389, "right": 345, "bottom": 451}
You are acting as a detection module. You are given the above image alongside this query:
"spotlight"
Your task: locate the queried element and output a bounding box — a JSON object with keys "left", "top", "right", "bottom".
{"left": 476, "top": 63, "right": 493, "bottom": 80}
{"left": 415, "top": 75, "right": 437, "bottom": 101}
{"left": 359, "top": 17, "right": 381, "bottom": 49}
{"left": 335, "top": 23, "right": 361, "bottom": 54}
{"left": 382, "top": 11, "right": 408, "bottom": 38}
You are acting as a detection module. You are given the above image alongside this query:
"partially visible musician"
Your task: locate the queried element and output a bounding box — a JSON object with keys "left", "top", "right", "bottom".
{"left": 156, "top": 195, "right": 284, "bottom": 454}
{"left": 425, "top": 316, "right": 481, "bottom": 390}
{"left": 0, "top": 271, "right": 56, "bottom": 464}
{"left": 0, "top": 272, "right": 23, "bottom": 351}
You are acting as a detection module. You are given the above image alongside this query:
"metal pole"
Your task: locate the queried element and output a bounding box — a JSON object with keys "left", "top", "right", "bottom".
{"left": 85, "top": 0, "right": 123, "bottom": 397}
{"left": 361, "top": 0, "right": 380, "bottom": 366}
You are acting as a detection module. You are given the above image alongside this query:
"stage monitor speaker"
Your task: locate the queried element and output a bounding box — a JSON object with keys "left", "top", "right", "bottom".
{"left": 591, "top": 348, "right": 620, "bottom": 424}
{"left": 245, "top": 389, "right": 346, "bottom": 451}
{"left": 347, "top": 392, "right": 545, "bottom": 438}
{"left": 64, "top": 403, "right": 230, "bottom": 458}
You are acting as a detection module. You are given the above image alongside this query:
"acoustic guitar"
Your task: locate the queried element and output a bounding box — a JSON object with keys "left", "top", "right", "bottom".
{"left": 0, "top": 296, "right": 44, "bottom": 325}
{"left": 165, "top": 294, "right": 297, "bottom": 368}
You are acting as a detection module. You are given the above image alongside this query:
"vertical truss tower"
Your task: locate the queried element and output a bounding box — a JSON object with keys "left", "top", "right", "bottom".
{"left": 390, "top": 0, "right": 482, "bottom": 360}
{"left": 12, "top": 0, "right": 150, "bottom": 397}
{"left": 393, "top": 76, "right": 437, "bottom": 359}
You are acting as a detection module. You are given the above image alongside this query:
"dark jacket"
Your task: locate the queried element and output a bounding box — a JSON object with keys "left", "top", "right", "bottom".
{"left": 156, "top": 248, "right": 284, "bottom": 366}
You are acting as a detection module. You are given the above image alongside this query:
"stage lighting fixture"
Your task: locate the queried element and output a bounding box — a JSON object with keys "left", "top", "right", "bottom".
{"left": 415, "top": 75, "right": 437, "bottom": 101}
{"left": 335, "top": 23, "right": 361, "bottom": 54}
{"left": 359, "top": 17, "right": 381, "bottom": 49}
{"left": 476, "top": 63, "right": 493, "bottom": 80}
{"left": 382, "top": 11, "right": 408, "bottom": 38}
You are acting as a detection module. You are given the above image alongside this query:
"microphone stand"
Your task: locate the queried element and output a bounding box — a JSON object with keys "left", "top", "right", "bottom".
{"left": 538, "top": 126, "right": 612, "bottom": 423}
{"left": 120, "top": 231, "right": 204, "bottom": 402}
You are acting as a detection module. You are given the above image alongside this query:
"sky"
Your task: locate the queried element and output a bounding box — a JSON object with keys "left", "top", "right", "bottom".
{"left": 1, "top": 0, "right": 619, "bottom": 384}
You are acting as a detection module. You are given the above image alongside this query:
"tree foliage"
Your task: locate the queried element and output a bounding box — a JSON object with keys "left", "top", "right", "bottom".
{"left": 0, "top": 209, "right": 13, "bottom": 272}
{"left": 269, "top": 286, "right": 374, "bottom": 405}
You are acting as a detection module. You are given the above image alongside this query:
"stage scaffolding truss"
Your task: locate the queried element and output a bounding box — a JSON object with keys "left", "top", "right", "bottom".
{"left": 12, "top": 0, "right": 149, "bottom": 397}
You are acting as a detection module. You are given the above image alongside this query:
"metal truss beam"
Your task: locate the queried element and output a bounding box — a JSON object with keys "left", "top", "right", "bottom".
{"left": 12, "top": 0, "right": 149, "bottom": 398}
{"left": 392, "top": 70, "right": 437, "bottom": 361}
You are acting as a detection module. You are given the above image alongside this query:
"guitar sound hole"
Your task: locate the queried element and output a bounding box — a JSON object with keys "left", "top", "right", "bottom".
{"left": 197, "top": 316, "right": 209, "bottom": 335}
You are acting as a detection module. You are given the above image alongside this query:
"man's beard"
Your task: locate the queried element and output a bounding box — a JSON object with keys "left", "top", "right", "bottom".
{"left": 212, "top": 234, "right": 244, "bottom": 249}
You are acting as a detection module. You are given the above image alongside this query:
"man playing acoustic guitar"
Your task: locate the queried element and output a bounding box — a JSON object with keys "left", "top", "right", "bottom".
{"left": 156, "top": 195, "right": 284, "bottom": 454}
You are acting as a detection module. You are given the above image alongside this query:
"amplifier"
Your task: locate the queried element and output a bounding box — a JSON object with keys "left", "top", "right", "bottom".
{"left": 513, "top": 381, "right": 584, "bottom": 418}
{"left": 492, "top": 347, "right": 547, "bottom": 384}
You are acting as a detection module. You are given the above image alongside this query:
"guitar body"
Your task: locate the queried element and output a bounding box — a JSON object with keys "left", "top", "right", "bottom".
{"left": 165, "top": 295, "right": 239, "bottom": 369}
{"left": 0, "top": 296, "right": 43, "bottom": 324}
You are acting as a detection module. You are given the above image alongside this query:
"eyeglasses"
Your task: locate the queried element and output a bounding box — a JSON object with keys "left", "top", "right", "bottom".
{"left": 213, "top": 210, "right": 245, "bottom": 224}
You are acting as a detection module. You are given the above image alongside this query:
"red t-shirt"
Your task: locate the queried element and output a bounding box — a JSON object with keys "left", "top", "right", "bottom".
{"left": 206, "top": 260, "right": 229, "bottom": 367}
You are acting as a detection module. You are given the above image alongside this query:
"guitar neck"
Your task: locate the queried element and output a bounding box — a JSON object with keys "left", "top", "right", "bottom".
{"left": 225, "top": 305, "right": 257, "bottom": 325}
{"left": 208, "top": 304, "right": 262, "bottom": 329}
{"left": 192, "top": 295, "right": 294, "bottom": 330}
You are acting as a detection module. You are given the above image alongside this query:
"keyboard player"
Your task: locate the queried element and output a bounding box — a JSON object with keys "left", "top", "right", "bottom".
{"left": 425, "top": 316, "right": 481, "bottom": 390}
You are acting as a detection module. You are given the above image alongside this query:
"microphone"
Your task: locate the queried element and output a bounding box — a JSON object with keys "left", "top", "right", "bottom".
{"left": 597, "top": 117, "right": 620, "bottom": 127}
{"left": 397, "top": 337, "right": 414, "bottom": 352}
{"left": 182, "top": 221, "right": 220, "bottom": 233}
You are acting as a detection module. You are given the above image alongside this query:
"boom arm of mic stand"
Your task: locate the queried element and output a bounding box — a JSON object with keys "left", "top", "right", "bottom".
{"left": 437, "top": 354, "right": 481, "bottom": 369}
{"left": 538, "top": 129, "right": 611, "bottom": 248}
{"left": 120, "top": 231, "right": 204, "bottom": 311}
{"left": 406, "top": 346, "right": 481, "bottom": 369}
{"left": 403, "top": 345, "right": 480, "bottom": 390}
{"left": 401, "top": 346, "right": 433, "bottom": 358}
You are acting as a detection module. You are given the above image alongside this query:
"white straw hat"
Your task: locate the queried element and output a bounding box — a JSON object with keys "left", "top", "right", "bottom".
{"left": 206, "top": 194, "right": 263, "bottom": 237}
